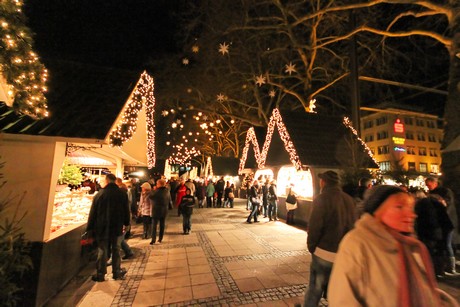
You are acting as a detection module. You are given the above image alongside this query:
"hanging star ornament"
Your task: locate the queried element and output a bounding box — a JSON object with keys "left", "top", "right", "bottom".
{"left": 161, "top": 110, "right": 169, "bottom": 117}
{"left": 182, "top": 58, "right": 189, "bottom": 65}
{"left": 176, "top": 119, "right": 182, "bottom": 124}
{"left": 255, "top": 74, "right": 266, "bottom": 87}
{"left": 192, "top": 45, "right": 199, "bottom": 53}
{"left": 269, "top": 90, "right": 276, "bottom": 98}
{"left": 216, "top": 93, "right": 226, "bottom": 102}
{"left": 218, "top": 42, "right": 230, "bottom": 55}
{"left": 285, "top": 62, "right": 296, "bottom": 75}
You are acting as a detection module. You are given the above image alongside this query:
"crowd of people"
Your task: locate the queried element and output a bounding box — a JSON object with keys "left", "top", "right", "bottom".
{"left": 299, "top": 171, "right": 459, "bottom": 307}
{"left": 84, "top": 171, "right": 458, "bottom": 307}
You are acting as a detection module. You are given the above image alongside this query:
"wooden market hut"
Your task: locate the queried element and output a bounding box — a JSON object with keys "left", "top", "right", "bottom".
{"left": 252, "top": 108, "right": 378, "bottom": 226}
{"left": 0, "top": 59, "right": 155, "bottom": 306}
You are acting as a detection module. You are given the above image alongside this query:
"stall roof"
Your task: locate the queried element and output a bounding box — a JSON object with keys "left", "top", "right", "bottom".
{"left": 0, "top": 59, "right": 141, "bottom": 140}
{"left": 263, "top": 109, "right": 378, "bottom": 169}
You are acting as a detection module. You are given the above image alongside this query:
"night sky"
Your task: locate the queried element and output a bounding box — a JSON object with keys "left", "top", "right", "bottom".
{"left": 24, "top": 0, "right": 183, "bottom": 70}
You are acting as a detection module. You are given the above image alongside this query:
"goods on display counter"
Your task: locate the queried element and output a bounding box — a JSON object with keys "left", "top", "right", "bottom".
{"left": 255, "top": 166, "right": 314, "bottom": 199}
{"left": 50, "top": 186, "right": 93, "bottom": 233}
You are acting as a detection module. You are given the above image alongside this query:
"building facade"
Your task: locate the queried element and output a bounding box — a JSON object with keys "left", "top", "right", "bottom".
{"left": 360, "top": 108, "right": 443, "bottom": 175}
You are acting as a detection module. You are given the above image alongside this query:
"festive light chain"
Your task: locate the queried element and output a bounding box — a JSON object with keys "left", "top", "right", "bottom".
{"left": 238, "top": 127, "right": 262, "bottom": 175}
{"left": 259, "top": 108, "right": 302, "bottom": 170}
{"left": 343, "top": 117, "right": 378, "bottom": 165}
{"left": 204, "top": 156, "right": 213, "bottom": 177}
{"left": 0, "top": 0, "right": 49, "bottom": 119}
{"left": 109, "top": 72, "right": 156, "bottom": 168}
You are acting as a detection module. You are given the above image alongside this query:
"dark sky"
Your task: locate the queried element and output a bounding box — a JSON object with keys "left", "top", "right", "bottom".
{"left": 24, "top": 0, "right": 183, "bottom": 70}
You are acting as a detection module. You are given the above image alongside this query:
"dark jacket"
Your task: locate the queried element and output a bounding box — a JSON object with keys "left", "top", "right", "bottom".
{"left": 415, "top": 196, "right": 454, "bottom": 242}
{"left": 149, "top": 186, "right": 171, "bottom": 219}
{"left": 268, "top": 184, "right": 277, "bottom": 201}
{"left": 180, "top": 194, "right": 195, "bottom": 216}
{"left": 87, "top": 182, "right": 130, "bottom": 240}
{"left": 307, "top": 185, "right": 356, "bottom": 254}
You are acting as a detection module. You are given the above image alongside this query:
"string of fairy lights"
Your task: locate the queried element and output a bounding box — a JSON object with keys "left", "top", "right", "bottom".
{"left": 0, "top": 0, "right": 49, "bottom": 119}
{"left": 238, "top": 127, "right": 262, "bottom": 175}
{"left": 109, "top": 72, "right": 156, "bottom": 168}
{"left": 343, "top": 116, "right": 378, "bottom": 165}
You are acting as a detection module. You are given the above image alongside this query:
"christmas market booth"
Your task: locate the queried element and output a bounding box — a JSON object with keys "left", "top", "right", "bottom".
{"left": 245, "top": 108, "right": 377, "bottom": 226}
{"left": 0, "top": 60, "right": 155, "bottom": 306}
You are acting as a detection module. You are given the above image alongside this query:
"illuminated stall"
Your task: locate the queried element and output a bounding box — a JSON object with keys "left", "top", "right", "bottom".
{"left": 0, "top": 60, "right": 155, "bottom": 306}
{"left": 247, "top": 108, "right": 377, "bottom": 226}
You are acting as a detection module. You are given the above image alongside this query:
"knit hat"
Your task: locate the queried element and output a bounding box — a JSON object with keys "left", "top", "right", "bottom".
{"left": 141, "top": 182, "right": 152, "bottom": 190}
{"left": 363, "top": 185, "right": 404, "bottom": 215}
{"left": 318, "top": 171, "right": 339, "bottom": 185}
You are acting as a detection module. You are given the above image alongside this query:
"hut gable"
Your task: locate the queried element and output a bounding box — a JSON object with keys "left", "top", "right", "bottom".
{"left": 238, "top": 127, "right": 265, "bottom": 174}
{"left": 260, "top": 108, "right": 378, "bottom": 169}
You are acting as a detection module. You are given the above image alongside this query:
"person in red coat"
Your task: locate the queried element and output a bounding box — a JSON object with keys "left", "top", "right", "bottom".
{"left": 175, "top": 177, "right": 187, "bottom": 216}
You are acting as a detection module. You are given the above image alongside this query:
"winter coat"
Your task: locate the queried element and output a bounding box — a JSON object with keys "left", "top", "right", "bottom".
{"left": 328, "top": 214, "right": 455, "bottom": 307}
{"left": 180, "top": 194, "right": 195, "bottom": 216}
{"left": 86, "top": 182, "right": 130, "bottom": 240}
{"left": 206, "top": 183, "right": 215, "bottom": 197}
{"left": 268, "top": 184, "right": 278, "bottom": 204}
{"left": 415, "top": 196, "right": 454, "bottom": 246}
{"left": 149, "top": 187, "right": 170, "bottom": 219}
{"left": 139, "top": 192, "right": 153, "bottom": 217}
{"left": 175, "top": 184, "right": 187, "bottom": 207}
{"left": 307, "top": 185, "right": 356, "bottom": 257}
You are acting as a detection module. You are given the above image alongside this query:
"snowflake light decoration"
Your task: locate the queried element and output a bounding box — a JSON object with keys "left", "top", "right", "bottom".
{"left": 285, "top": 62, "right": 296, "bottom": 75}
{"left": 255, "top": 75, "right": 266, "bottom": 87}
{"left": 192, "top": 45, "right": 199, "bottom": 53}
{"left": 182, "top": 58, "right": 189, "bottom": 65}
{"left": 218, "top": 42, "right": 230, "bottom": 55}
{"left": 269, "top": 90, "right": 276, "bottom": 98}
{"left": 216, "top": 93, "right": 226, "bottom": 102}
{"left": 161, "top": 110, "right": 169, "bottom": 117}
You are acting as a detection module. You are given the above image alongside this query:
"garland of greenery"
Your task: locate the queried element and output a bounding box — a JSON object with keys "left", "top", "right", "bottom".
{"left": 0, "top": 0, "right": 49, "bottom": 119}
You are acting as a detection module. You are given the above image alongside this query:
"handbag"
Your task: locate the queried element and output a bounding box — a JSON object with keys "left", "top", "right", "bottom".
{"left": 251, "top": 196, "right": 260, "bottom": 205}
{"left": 229, "top": 192, "right": 235, "bottom": 199}
{"left": 286, "top": 193, "right": 297, "bottom": 205}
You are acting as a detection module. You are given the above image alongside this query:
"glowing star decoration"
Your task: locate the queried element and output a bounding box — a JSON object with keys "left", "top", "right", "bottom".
{"left": 161, "top": 110, "right": 169, "bottom": 117}
{"left": 218, "top": 42, "right": 229, "bottom": 55}
{"left": 0, "top": 0, "right": 49, "bottom": 119}
{"left": 109, "top": 72, "right": 156, "bottom": 168}
{"left": 285, "top": 62, "right": 296, "bottom": 75}
{"left": 192, "top": 45, "right": 199, "bottom": 53}
{"left": 255, "top": 75, "right": 266, "bottom": 87}
{"left": 176, "top": 119, "right": 182, "bottom": 124}
{"left": 269, "top": 90, "right": 276, "bottom": 98}
{"left": 259, "top": 108, "right": 301, "bottom": 170}
{"left": 216, "top": 93, "right": 226, "bottom": 102}
{"left": 308, "top": 99, "right": 316, "bottom": 113}
{"left": 238, "top": 127, "right": 263, "bottom": 175}
{"left": 343, "top": 117, "right": 378, "bottom": 165}
{"left": 187, "top": 88, "right": 192, "bottom": 93}
{"left": 182, "top": 58, "right": 189, "bottom": 65}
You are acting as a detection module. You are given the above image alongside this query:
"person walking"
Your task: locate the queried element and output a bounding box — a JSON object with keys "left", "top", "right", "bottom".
{"left": 304, "top": 171, "right": 356, "bottom": 307}
{"left": 86, "top": 173, "right": 130, "bottom": 282}
{"left": 179, "top": 188, "right": 195, "bottom": 234}
{"left": 215, "top": 176, "right": 225, "bottom": 208}
{"left": 149, "top": 178, "right": 170, "bottom": 244}
{"left": 175, "top": 177, "right": 187, "bottom": 215}
{"left": 246, "top": 180, "right": 261, "bottom": 223}
{"left": 328, "top": 185, "right": 458, "bottom": 307}
{"left": 139, "top": 182, "right": 153, "bottom": 239}
{"left": 267, "top": 180, "right": 278, "bottom": 221}
{"left": 285, "top": 184, "right": 297, "bottom": 225}
{"left": 206, "top": 180, "right": 215, "bottom": 208}
{"left": 262, "top": 180, "right": 269, "bottom": 218}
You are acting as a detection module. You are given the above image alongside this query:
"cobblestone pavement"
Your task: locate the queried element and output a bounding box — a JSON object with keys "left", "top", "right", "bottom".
{"left": 47, "top": 198, "right": 458, "bottom": 307}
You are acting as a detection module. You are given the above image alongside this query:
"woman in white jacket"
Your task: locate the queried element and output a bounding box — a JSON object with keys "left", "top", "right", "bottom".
{"left": 328, "top": 185, "right": 457, "bottom": 307}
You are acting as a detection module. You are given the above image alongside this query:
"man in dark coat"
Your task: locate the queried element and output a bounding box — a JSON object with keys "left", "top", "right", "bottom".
{"left": 304, "top": 171, "right": 356, "bottom": 306}
{"left": 149, "top": 178, "right": 171, "bottom": 244}
{"left": 87, "top": 173, "right": 130, "bottom": 282}
{"left": 215, "top": 177, "right": 225, "bottom": 208}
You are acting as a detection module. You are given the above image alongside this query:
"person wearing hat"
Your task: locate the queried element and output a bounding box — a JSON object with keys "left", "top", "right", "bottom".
{"left": 139, "top": 182, "right": 153, "bottom": 239}
{"left": 328, "top": 185, "right": 458, "bottom": 306}
{"left": 304, "top": 170, "right": 356, "bottom": 307}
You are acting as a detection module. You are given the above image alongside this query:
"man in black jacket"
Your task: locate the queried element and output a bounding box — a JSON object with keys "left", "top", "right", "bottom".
{"left": 87, "top": 173, "right": 130, "bottom": 282}
{"left": 304, "top": 171, "right": 356, "bottom": 306}
{"left": 149, "top": 178, "right": 171, "bottom": 244}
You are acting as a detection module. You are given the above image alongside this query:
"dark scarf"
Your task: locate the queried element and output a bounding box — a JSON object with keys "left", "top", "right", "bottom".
{"left": 386, "top": 227, "right": 441, "bottom": 307}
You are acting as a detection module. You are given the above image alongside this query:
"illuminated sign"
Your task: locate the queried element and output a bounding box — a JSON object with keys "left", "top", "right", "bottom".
{"left": 394, "top": 146, "right": 406, "bottom": 152}
{"left": 394, "top": 118, "right": 405, "bottom": 133}
{"left": 392, "top": 137, "right": 405, "bottom": 145}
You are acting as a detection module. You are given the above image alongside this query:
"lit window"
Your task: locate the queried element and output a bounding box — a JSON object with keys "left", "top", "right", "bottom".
{"left": 419, "top": 163, "right": 427, "bottom": 173}
{"left": 379, "top": 161, "right": 391, "bottom": 171}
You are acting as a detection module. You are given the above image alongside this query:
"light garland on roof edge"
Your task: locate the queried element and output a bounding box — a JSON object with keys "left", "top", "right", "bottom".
{"left": 238, "top": 127, "right": 262, "bottom": 174}
{"left": 343, "top": 117, "right": 378, "bottom": 165}
{"left": 260, "top": 108, "right": 302, "bottom": 170}
{"left": 0, "top": 0, "right": 49, "bottom": 119}
{"left": 109, "top": 72, "right": 156, "bottom": 168}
